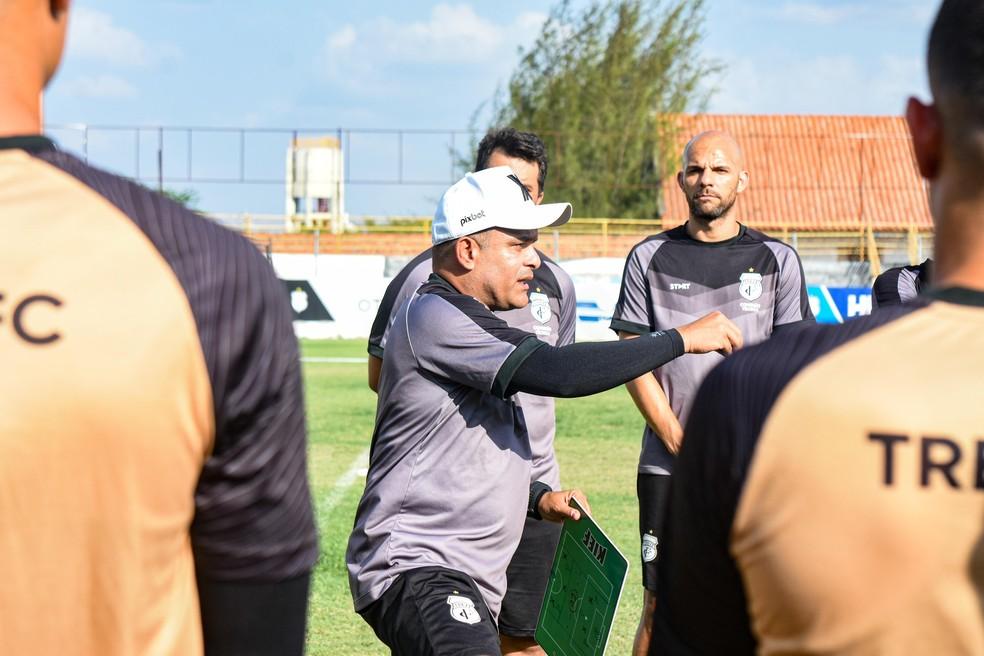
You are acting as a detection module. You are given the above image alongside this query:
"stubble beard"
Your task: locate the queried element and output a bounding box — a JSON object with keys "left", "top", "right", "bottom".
{"left": 688, "top": 190, "right": 737, "bottom": 223}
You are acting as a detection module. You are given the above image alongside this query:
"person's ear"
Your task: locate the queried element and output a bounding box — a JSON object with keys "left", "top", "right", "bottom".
{"left": 736, "top": 169, "right": 749, "bottom": 194}
{"left": 50, "top": 0, "right": 70, "bottom": 20}
{"left": 676, "top": 170, "right": 685, "bottom": 192}
{"left": 454, "top": 237, "right": 481, "bottom": 271}
{"left": 906, "top": 96, "right": 942, "bottom": 180}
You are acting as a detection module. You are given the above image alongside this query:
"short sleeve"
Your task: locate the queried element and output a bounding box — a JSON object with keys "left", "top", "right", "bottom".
{"left": 555, "top": 264, "right": 578, "bottom": 347}
{"left": 191, "top": 249, "right": 317, "bottom": 583}
{"left": 368, "top": 250, "right": 433, "bottom": 357}
{"left": 408, "top": 293, "right": 544, "bottom": 399}
{"left": 610, "top": 241, "right": 657, "bottom": 335}
{"left": 769, "top": 242, "right": 814, "bottom": 326}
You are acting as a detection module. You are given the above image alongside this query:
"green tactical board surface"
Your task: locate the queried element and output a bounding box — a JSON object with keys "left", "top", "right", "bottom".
{"left": 534, "top": 498, "right": 629, "bottom": 656}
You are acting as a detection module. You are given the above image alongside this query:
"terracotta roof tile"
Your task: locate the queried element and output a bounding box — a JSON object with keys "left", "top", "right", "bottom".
{"left": 661, "top": 114, "right": 931, "bottom": 231}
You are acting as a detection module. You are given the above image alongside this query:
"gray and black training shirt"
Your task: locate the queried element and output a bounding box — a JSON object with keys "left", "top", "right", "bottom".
{"left": 610, "top": 223, "right": 813, "bottom": 475}
{"left": 368, "top": 248, "right": 576, "bottom": 489}
{"left": 349, "top": 274, "right": 551, "bottom": 619}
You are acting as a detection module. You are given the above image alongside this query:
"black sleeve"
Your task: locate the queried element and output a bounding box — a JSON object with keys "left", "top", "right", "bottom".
{"left": 653, "top": 359, "right": 761, "bottom": 654}
{"left": 190, "top": 256, "right": 318, "bottom": 583}
{"left": 505, "top": 329, "right": 685, "bottom": 397}
{"left": 872, "top": 267, "right": 904, "bottom": 308}
{"left": 198, "top": 573, "right": 310, "bottom": 656}
{"left": 527, "top": 480, "right": 553, "bottom": 520}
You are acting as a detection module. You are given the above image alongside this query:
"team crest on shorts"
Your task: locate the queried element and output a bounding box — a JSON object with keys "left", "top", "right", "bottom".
{"left": 291, "top": 287, "right": 309, "bottom": 313}
{"left": 447, "top": 594, "right": 481, "bottom": 624}
{"left": 738, "top": 271, "right": 763, "bottom": 301}
{"left": 529, "top": 291, "right": 552, "bottom": 324}
{"left": 642, "top": 533, "right": 659, "bottom": 562}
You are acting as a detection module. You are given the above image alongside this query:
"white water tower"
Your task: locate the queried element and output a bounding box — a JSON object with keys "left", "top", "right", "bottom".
{"left": 285, "top": 135, "right": 347, "bottom": 233}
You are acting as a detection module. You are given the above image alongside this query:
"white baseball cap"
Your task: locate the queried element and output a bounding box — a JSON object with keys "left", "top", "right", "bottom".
{"left": 431, "top": 166, "right": 573, "bottom": 245}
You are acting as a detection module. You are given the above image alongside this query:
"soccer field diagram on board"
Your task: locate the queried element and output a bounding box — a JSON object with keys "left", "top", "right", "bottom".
{"left": 535, "top": 499, "right": 629, "bottom": 656}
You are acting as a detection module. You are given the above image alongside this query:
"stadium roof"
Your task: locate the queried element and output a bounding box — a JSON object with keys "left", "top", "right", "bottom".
{"left": 661, "top": 114, "right": 932, "bottom": 231}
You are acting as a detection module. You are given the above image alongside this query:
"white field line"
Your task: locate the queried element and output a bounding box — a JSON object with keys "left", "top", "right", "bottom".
{"left": 301, "top": 356, "right": 367, "bottom": 363}
{"left": 321, "top": 448, "right": 370, "bottom": 517}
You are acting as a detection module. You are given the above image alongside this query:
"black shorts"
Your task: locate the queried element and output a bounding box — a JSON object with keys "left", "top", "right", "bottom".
{"left": 498, "top": 516, "right": 562, "bottom": 638}
{"left": 358, "top": 566, "right": 501, "bottom": 656}
{"left": 637, "top": 473, "right": 672, "bottom": 592}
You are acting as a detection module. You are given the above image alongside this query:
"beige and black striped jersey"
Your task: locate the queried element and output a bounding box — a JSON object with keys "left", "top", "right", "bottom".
{"left": 0, "top": 136, "right": 317, "bottom": 655}
{"left": 655, "top": 288, "right": 984, "bottom": 655}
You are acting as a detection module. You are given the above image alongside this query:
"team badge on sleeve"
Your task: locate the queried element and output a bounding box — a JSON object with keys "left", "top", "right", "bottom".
{"left": 642, "top": 533, "right": 658, "bottom": 562}
{"left": 529, "top": 291, "right": 552, "bottom": 324}
{"left": 739, "top": 271, "right": 763, "bottom": 301}
{"left": 447, "top": 594, "right": 481, "bottom": 624}
{"left": 291, "top": 287, "right": 309, "bottom": 313}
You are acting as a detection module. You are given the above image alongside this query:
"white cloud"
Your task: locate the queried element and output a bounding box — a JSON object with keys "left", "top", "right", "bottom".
{"left": 319, "top": 4, "right": 547, "bottom": 83}
{"left": 778, "top": 3, "right": 861, "bottom": 25}
{"left": 65, "top": 8, "right": 180, "bottom": 68}
{"left": 773, "top": 1, "right": 935, "bottom": 26}
{"left": 58, "top": 74, "right": 138, "bottom": 100}
{"left": 708, "top": 52, "right": 927, "bottom": 115}
{"left": 67, "top": 8, "right": 150, "bottom": 66}
{"left": 371, "top": 4, "right": 506, "bottom": 62}
{"left": 328, "top": 25, "right": 357, "bottom": 51}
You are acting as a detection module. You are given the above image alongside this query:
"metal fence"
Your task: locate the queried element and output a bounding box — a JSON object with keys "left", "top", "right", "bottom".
{"left": 44, "top": 123, "right": 934, "bottom": 274}
{"left": 44, "top": 123, "right": 477, "bottom": 188}
{"left": 44, "top": 123, "right": 930, "bottom": 227}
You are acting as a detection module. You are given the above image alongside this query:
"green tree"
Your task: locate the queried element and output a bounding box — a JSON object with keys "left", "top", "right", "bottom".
{"left": 491, "top": 0, "right": 718, "bottom": 218}
{"left": 161, "top": 188, "right": 200, "bottom": 210}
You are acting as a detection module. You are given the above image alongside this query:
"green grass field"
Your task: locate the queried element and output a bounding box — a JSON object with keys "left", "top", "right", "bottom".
{"left": 302, "top": 339, "right": 646, "bottom": 655}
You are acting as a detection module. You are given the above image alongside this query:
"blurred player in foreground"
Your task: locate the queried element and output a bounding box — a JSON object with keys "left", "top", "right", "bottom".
{"left": 367, "top": 127, "right": 576, "bottom": 655}
{"left": 872, "top": 258, "right": 933, "bottom": 307}
{"left": 347, "top": 166, "right": 741, "bottom": 656}
{"left": 653, "top": 0, "right": 984, "bottom": 652}
{"left": 612, "top": 130, "right": 812, "bottom": 656}
{"left": 0, "top": 1, "right": 316, "bottom": 654}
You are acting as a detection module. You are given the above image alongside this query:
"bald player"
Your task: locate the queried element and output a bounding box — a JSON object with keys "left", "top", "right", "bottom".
{"left": 0, "top": 2, "right": 316, "bottom": 654}
{"left": 367, "top": 127, "right": 576, "bottom": 655}
{"left": 610, "top": 130, "right": 812, "bottom": 656}
{"left": 652, "top": 1, "right": 984, "bottom": 653}
{"left": 347, "top": 166, "right": 741, "bottom": 656}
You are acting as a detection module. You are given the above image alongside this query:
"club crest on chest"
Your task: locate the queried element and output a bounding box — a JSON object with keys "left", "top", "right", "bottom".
{"left": 529, "top": 291, "right": 552, "bottom": 324}
{"left": 739, "top": 271, "right": 763, "bottom": 301}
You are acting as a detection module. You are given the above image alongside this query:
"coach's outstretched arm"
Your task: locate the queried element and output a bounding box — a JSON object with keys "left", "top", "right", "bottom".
{"left": 506, "top": 311, "right": 741, "bottom": 398}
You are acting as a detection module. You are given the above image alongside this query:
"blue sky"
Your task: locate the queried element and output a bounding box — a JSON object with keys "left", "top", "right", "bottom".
{"left": 44, "top": 0, "right": 936, "bottom": 216}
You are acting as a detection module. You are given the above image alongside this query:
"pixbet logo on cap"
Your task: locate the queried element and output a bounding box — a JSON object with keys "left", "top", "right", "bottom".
{"left": 459, "top": 210, "right": 486, "bottom": 227}
{"left": 431, "top": 166, "right": 572, "bottom": 245}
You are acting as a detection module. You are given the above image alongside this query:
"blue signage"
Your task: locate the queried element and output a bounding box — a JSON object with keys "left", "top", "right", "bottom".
{"left": 807, "top": 286, "right": 872, "bottom": 324}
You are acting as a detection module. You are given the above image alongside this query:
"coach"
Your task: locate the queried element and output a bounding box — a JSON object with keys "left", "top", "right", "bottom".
{"left": 366, "top": 127, "right": 577, "bottom": 656}
{"left": 347, "top": 166, "right": 742, "bottom": 655}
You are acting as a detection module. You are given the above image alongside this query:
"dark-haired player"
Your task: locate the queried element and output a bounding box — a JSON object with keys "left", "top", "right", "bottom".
{"left": 653, "top": 1, "right": 984, "bottom": 653}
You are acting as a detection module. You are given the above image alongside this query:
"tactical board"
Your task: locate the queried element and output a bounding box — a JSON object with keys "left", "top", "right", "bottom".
{"left": 534, "top": 498, "right": 629, "bottom": 656}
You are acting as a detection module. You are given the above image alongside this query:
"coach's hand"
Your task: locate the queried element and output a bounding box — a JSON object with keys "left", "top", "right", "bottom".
{"left": 538, "top": 489, "right": 591, "bottom": 522}
{"left": 676, "top": 311, "right": 743, "bottom": 356}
